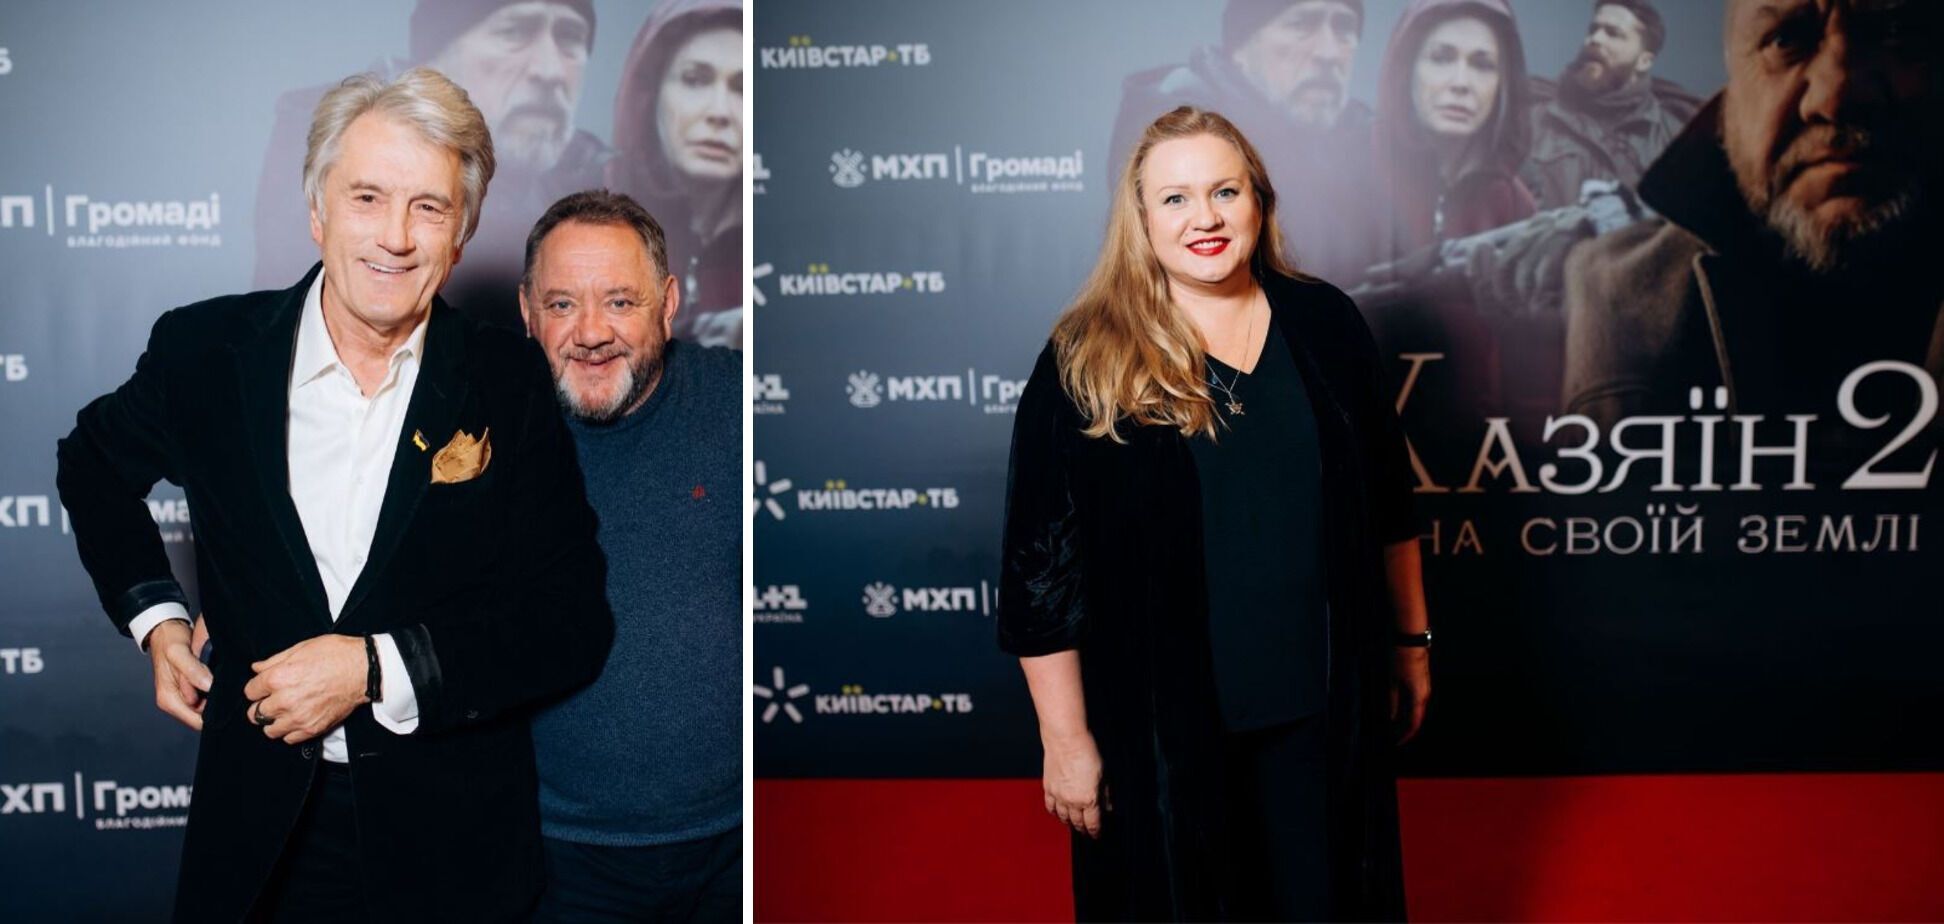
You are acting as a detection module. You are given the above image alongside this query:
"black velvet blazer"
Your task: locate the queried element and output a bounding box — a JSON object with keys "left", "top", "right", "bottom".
{"left": 998, "top": 272, "right": 1417, "bottom": 921}
{"left": 56, "top": 264, "right": 614, "bottom": 922}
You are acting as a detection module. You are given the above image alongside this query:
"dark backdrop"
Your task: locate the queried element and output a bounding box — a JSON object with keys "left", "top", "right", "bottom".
{"left": 751, "top": 0, "right": 1940, "bottom": 780}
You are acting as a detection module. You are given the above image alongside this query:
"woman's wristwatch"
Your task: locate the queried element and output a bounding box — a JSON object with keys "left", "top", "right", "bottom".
{"left": 1394, "top": 629, "right": 1433, "bottom": 649}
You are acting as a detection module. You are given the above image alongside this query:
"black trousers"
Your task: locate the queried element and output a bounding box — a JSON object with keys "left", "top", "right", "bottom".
{"left": 1221, "top": 714, "right": 1332, "bottom": 922}
{"left": 530, "top": 826, "right": 741, "bottom": 923}
{"left": 249, "top": 762, "right": 369, "bottom": 923}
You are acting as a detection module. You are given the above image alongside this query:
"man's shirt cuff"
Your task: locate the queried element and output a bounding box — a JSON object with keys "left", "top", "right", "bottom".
{"left": 129, "top": 603, "right": 191, "bottom": 653}
{"left": 370, "top": 633, "right": 419, "bottom": 734}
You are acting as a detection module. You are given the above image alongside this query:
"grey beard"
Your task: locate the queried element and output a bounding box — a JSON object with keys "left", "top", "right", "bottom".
{"left": 557, "top": 352, "right": 661, "bottom": 425}
{"left": 495, "top": 117, "right": 571, "bottom": 172}
{"left": 1726, "top": 118, "right": 1927, "bottom": 274}
{"left": 1760, "top": 186, "right": 1917, "bottom": 274}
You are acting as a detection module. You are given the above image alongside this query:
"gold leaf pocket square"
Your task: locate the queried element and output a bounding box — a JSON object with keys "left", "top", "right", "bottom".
{"left": 430, "top": 427, "right": 491, "bottom": 485}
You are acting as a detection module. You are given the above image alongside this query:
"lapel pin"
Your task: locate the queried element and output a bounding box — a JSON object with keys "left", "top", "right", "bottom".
{"left": 412, "top": 429, "right": 429, "bottom": 451}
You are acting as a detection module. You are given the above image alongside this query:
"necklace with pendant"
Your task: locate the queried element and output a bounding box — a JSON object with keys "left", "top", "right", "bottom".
{"left": 1207, "top": 364, "right": 1245, "bottom": 416}
{"left": 1205, "top": 296, "right": 1257, "bottom": 417}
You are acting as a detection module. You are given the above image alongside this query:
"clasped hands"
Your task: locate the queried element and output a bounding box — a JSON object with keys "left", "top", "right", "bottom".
{"left": 146, "top": 618, "right": 369, "bottom": 744}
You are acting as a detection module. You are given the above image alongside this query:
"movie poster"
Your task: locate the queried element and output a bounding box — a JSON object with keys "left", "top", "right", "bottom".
{"left": 753, "top": 0, "right": 1941, "bottom": 778}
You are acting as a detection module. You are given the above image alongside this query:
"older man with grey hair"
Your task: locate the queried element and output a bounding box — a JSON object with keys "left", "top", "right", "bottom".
{"left": 1562, "top": 0, "right": 1944, "bottom": 484}
{"left": 1108, "top": 0, "right": 1378, "bottom": 282}
{"left": 56, "top": 67, "right": 612, "bottom": 920}
{"left": 252, "top": 0, "right": 612, "bottom": 335}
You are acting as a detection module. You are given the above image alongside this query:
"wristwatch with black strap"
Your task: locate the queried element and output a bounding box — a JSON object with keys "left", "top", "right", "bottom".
{"left": 1394, "top": 629, "right": 1433, "bottom": 649}
{"left": 364, "top": 634, "right": 384, "bottom": 704}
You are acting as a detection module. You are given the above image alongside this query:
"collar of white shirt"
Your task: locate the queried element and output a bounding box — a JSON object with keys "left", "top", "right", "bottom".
{"left": 291, "top": 268, "right": 431, "bottom": 396}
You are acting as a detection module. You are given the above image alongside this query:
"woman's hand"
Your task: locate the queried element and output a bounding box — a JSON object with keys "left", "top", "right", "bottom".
{"left": 1018, "top": 651, "right": 1104, "bottom": 837}
{"left": 1392, "top": 647, "right": 1431, "bottom": 744}
{"left": 1042, "top": 732, "right": 1107, "bottom": 839}
{"left": 1383, "top": 540, "right": 1432, "bottom": 744}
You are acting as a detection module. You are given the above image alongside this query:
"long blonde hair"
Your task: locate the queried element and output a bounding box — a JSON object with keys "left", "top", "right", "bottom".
{"left": 1052, "top": 106, "right": 1298, "bottom": 443}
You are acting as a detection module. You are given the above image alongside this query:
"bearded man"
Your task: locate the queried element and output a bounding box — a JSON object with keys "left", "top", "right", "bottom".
{"left": 1562, "top": 0, "right": 1944, "bottom": 483}
{"left": 1524, "top": 0, "right": 1701, "bottom": 209}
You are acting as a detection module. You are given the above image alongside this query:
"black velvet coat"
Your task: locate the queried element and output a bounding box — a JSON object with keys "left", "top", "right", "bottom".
{"left": 998, "top": 273, "right": 1417, "bottom": 921}
{"left": 56, "top": 265, "right": 614, "bottom": 921}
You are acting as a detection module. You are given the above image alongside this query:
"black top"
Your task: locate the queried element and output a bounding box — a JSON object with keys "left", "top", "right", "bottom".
{"left": 1187, "top": 318, "right": 1327, "bottom": 730}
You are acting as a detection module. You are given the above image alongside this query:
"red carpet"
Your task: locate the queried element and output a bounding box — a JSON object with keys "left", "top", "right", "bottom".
{"left": 756, "top": 774, "right": 1944, "bottom": 922}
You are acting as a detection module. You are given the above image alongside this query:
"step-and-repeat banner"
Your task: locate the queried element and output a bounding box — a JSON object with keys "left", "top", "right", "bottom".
{"left": 0, "top": 1, "right": 741, "bottom": 917}
{"left": 753, "top": 0, "right": 1941, "bottom": 778}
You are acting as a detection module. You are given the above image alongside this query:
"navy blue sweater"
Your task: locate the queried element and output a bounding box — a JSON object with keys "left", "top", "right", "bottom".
{"left": 532, "top": 339, "right": 742, "bottom": 845}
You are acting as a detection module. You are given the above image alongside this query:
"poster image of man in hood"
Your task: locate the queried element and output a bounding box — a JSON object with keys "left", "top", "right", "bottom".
{"left": 1522, "top": 0, "right": 1703, "bottom": 210}
{"left": 1108, "top": 0, "right": 1381, "bottom": 284}
{"left": 252, "top": 0, "right": 614, "bottom": 331}
{"left": 420, "top": 0, "right": 598, "bottom": 175}
{"left": 1562, "top": 0, "right": 1944, "bottom": 481}
{"left": 609, "top": 0, "right": 744, "bottom": 350}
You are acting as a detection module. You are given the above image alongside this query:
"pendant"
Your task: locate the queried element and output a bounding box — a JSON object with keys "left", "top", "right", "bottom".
{"left": 1226, "top": 400, "right": 1245, "bottom": 416}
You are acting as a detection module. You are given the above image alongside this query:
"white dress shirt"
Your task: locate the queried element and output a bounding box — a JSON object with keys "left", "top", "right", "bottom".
{"left": 129, "top": 270, "right": 420, "bottom": 762}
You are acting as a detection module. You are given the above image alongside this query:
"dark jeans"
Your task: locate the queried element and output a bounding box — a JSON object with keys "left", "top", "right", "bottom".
{"left": 532, "top": 827, "right": 741, "bottom": 923}
{"left": 249, "top": 762, "right": 369, "bottom": 922}
{"left": 1222, "top": 714, "right": 1332, "bottom": 922}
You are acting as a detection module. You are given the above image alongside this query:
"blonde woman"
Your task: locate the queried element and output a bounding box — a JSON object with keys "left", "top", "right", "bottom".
{"left": 999, "top": 106, "right": 1430, "bottom": 922}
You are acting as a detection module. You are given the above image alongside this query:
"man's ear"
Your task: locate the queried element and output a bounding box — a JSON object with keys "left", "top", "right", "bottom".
{"left": 660, "top": 271, "right": 682, "bottom": 340}
{"left": 1635, "top": 51, "right": 1656, "bottom": 77}
{"left": 518, "top": 285, "right": 535, "bottom": 338}
{"left": 308, "top": 200, "right": 324, "bottom": 249}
